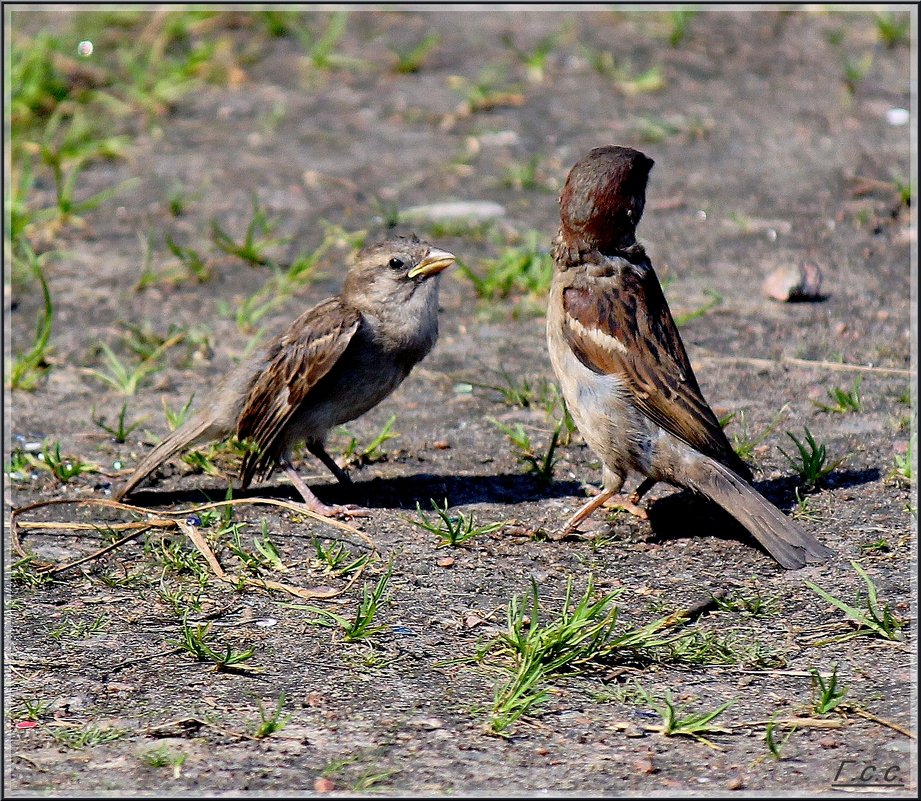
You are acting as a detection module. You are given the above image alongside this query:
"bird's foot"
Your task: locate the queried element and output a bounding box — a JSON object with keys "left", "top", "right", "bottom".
{"left": 283, "top": 463, "right": 369, "bottom": 519}
{"left": 558, "top": 489, "right": 648, "bottom": 538}
{"left": 601, "top": 496, "right": 649, "bottom": 521}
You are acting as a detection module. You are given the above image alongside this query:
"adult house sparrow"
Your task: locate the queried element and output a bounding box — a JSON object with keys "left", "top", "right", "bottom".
{"left": 546, "top": 145, "right": 833, "bottom": 569}
{"left": 115, "top": 236, "right": 456, "bottom": 516}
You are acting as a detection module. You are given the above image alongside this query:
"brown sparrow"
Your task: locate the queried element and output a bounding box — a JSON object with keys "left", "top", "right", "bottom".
{"left": 546, "top": 145, "right": 833, "bottom": 569}
{"left": 115, "top": 236, "right": 455, "bottom": 516}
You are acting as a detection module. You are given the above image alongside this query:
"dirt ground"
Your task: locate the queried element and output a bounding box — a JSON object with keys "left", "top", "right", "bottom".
{"left": 4, "top": 5, "right": 917, "bottom": 797}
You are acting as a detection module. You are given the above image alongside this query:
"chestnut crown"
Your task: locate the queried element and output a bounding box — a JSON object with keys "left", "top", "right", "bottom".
{"left": 559, "top": 145, "right": 654, "bottom": 253}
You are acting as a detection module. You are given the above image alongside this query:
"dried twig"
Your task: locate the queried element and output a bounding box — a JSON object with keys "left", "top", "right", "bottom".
{"left": 846, "top": 706, "right": 915, "bottom": 739}
{"left": 738, "top": 717, "right": 848, "bottom": 729}
{"left": 658, "top": 589, "right": 729, "bottom": 628}
{"left": 695, "top": 354, "right": 912, "bottom": 377}
{"left": 9, "top": 496, "right": 375, "bottom": 602}
{"left": 177, "top": 520, "right": 367, "bottom": 601}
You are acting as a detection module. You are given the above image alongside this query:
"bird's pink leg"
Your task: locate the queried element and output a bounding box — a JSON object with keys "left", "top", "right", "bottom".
{"left": 562, "top": 488, "right": 619, "bottom": 535}
{"left": 562, "top": 480, "right": 652, "bottom": 535}
{"left": 282, "top": 462, "right": 370, "bottom": 519}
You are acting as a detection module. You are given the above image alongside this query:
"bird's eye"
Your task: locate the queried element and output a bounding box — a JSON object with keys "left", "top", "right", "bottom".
{"left": 388, "top": 257, "right": 404, "bottom": 270}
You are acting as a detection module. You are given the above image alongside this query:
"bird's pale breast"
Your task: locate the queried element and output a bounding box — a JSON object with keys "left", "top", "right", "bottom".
{"left": 547, "top": 282, "right": 656, "bottom": 482}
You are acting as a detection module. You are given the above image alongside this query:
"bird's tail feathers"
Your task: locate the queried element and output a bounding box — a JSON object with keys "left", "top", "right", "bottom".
{"left": 114, "top": 414, "right": 220, "bottom": 500}
{"left": 683, "top": 457, "right": 834, "bottom": 570}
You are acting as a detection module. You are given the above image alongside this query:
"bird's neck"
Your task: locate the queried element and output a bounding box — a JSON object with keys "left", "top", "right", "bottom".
{"left": 360, "top": 282, "right": 440, "bottom": 357}
{"left": 552, "top": 231, "right": 646, "bottom": 270}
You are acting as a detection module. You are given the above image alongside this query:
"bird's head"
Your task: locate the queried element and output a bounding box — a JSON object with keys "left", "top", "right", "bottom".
{"left": 342, "top": 235, "right": 455, "bottom": 315}
{"left": 559, "top": 145, "right": 654, "bottom": 254}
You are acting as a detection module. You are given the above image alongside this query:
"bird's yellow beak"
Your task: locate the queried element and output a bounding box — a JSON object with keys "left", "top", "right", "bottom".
{"left": 407, "top": 248, "right": 456, "bottom": 279}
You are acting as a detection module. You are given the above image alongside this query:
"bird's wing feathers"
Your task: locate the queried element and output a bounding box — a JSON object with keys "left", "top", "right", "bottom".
{"left": 238, "top": 298, "right": 361, "bottom": 485}
{"left": 561, "top": 258, "right": 750, "bottom": 477}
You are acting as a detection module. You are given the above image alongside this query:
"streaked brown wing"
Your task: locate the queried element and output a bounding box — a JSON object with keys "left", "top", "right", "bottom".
{"left": 237, "top": 297, "right": 361, "bottom": 485}
{"left": 561, "top": 260, "right": 751, "bottom": 478}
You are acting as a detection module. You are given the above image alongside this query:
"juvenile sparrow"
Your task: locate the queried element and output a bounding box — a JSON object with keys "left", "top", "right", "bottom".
{"left": 547, "top": 145, "right": 833, "bottom": 569}
{"left": 115, "top": 236, "right": 455, "bottom": 516}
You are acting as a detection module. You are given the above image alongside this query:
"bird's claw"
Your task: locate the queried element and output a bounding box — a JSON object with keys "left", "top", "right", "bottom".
{"left": 613, "top": 499, "right": 649, "bottom": 520}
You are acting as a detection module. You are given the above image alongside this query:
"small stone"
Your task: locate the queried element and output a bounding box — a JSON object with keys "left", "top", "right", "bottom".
{"left": 433, "top": 440, "right": 450, "bottom": 450}
{"left": 633, "top": 754, "right": 656, "bottom": 775}
{"left": 762, "top": 263, "right": 823, "bottom": 302}
{"left": 464, "top": 613, "right": 485, "bottom": 629}
{"left": 436, "top": 557, "right": 455, "bottom": 568}
{"left": 400, "top": 200, "right": 506, "bottom": 223}
{"left": 409, "top": 716, "right": 444, "bottom": 730}
{"left": 313, "top": 777, "right": 335, "bottom": 793}
{"left": 886, "top": 107, "right": 909, "bottom": 126}
{"left": 477, "top": 130, "right": 520, "bottom": 147}
{"left": 727, "top": 776, "right": 744, "bottom": 790}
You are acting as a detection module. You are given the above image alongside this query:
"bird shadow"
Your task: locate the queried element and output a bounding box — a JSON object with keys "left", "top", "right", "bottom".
{"left": 642, "top": 467, "right": 880, "bottom": 553}
{"left": 122, "top": 471, "right": 583, "bottom": 511}
{"left": 118, "top": 466, "right": 878, "bottom": 556}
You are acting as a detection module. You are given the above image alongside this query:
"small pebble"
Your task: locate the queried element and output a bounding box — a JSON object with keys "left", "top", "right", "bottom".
{"left": 313, "top": 777, "right": 335, "bottom": 793}
{"left": 633, "top": 755, "right": 656, "bottom": 775}
{"left": 392, "top": 625, "right": 416, "bottom": 635}
{"left": 727, "top": 776, "right": 745, "bottom": 791}
{"left": 762, "top": 263, "right": 823, "bottom": 302}
{"left": 400, "top": 200, "right": 506, "bottom": 223}
{"left": 886, "top": 107, "right": 909, "bottom": 126}
{"left": 409, "top": 716, "right": 443, "bottom": 730}
{"left": 433, "top": 440, "right": 450, "bottom": 450}
{"left": 436, "top": 556, "right": 455, "bottom": 568}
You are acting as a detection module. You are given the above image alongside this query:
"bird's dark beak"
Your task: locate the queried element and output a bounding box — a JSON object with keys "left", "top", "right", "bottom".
{"left": 407, "top": 248, "right": 456, "bottom": 279}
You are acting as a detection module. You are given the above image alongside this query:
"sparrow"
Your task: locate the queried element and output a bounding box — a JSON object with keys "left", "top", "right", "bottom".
{"left": 115, "top": 236, "right": 456, "bottom": 517}
{"left": 546, "top": 145, "right": 834, "bottom": 569}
